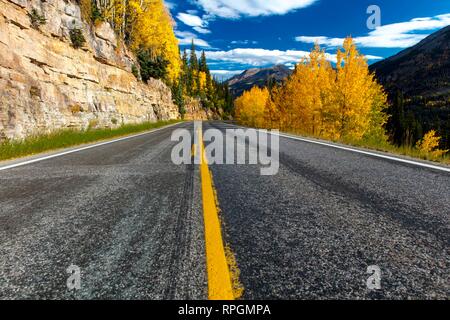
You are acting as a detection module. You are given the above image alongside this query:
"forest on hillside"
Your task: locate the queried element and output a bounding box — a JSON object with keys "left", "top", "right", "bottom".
{"left": 369, "top": 26, "right": 450, "bottom": 151}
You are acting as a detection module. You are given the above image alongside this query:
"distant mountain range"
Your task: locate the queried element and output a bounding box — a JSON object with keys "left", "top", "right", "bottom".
{"left": 369, "top": 25, "right": 450, "bottom": 99}
{"left": 226, "top": 65, "right": 293, "bottom": 97}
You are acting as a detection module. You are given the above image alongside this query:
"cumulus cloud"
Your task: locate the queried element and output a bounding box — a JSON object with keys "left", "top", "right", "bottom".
{"left": 296, "top": 13, "right": 450, "bottom": 48}
{"left": 204, "top": 48, "right": 382, "bottom": 67}
{"left": 192, "top": 0, "right": 318, "bottom": 19}
{"left": 206, "top": 48, "right": 311, "bottom": 66}
{"left": 177, "top": 13, "right": 204, "bottom": 27}
{"left": 177, "top": 12, "right": 211, "bottom": 35}
{"left": 193, "top": 26, "right": 212, "bottom": 34}
{"left": 175, "top": 31, "right": 210, "bottom": 47}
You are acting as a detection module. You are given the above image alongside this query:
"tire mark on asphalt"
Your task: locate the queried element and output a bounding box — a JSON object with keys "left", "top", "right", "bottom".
{"left": 279, "top": 151, "right": 449, "bottom": 245}
{"left": 163, "top": 162, "right": 195, "bottom": 299}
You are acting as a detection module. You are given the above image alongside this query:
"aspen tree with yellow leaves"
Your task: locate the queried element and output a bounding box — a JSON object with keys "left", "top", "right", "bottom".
{"left": 416, "top": 130, "right": 449, "bottom": 159}
{"left": 235, "top": 86, "right": 270, "bottom": 128}
{"left": 235, "top": 38, "right": 388, "bottom": 144}
{"left": 270, "top": 44, "right": 335, "bottom": 136}
{"left": 78, "top": 0, "right": 180, "bottom": 81}
{"left": 333, "top": 38, "right": 386, "bottom": 141}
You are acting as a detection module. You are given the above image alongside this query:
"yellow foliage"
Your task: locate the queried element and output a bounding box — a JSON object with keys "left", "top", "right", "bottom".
{"left": 333, "top": 37, "right": 380, "bottom": 140}
{"left": 416, "top": 130, "right": 448, "bottom": 158}
{"left": 79, "top": 0, "right": 93, "bottom": 22}
{"left": 263, "top": 90, "right": 280, "bottom": 129}
{"left": 273, "top": 44, "right": 335, "bottom": 136}
{"left": 235, "top": 38, "right": 388, "bottom": 143}
{"left": 198, "top": 71, "right": 207, "bottom": 91}
{"left": 102, "top": 0, "right": 180, "bottom": 80}
{"left": 235, "top": 86, "right": 270, "bottom": 128}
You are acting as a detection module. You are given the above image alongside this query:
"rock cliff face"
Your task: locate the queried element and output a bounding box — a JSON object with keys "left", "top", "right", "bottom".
{"left": 183, "top": 98, "right": 216, "bottom": 121}
{"left": 0, "top": 0, "right": 179, "bottom": 141}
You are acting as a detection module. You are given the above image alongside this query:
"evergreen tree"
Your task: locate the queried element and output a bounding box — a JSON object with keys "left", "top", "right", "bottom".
{"left": 189, "top": 40, "right": 199, "bottom": 72}
{"left": 389, "top": 90, "right": 406, "bottom": 146}
{"left": 182, "top": 49, "right": 189, "bottom": 75}
{"left": 180, "top": 49, "right": 189, "bottom": 93}
{"left": 224, "top": 83, "right": 234, "bottom": 114}
{"left": 137, "top": 49, "right": 169, "bottom": 82}
{"left": 187, "top": 41, "right": 198, "bottom": 95}
{"left": 199, "top": 51, "right": 208, "bottom": 73}
{"left": 172, "top": 80, "right": 185, "bottom": 117}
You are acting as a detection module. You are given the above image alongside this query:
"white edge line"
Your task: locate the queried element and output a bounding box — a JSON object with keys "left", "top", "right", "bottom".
{"left": 224, "top": 123, "right": 450, "bottom": 173}
{"left": 0, "top": 122, "right": 182, "bottom": 171}
{"left": 276, "top": 132, "right": 450, "bottom": 173}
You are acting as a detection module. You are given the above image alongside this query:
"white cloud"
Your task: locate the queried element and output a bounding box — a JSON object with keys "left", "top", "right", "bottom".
{"left": 193, "top": 26, "right": 212, "bottom": 34}
{"left": 210, "top": 69, "right": 244, "bottom": 80}
{"left": 206, "top": 49, "right": 382, "bottom": 80}
{"left": 205, "top": 48, "right": 382, "bottom": 67}
{"left": 175, "top": 31, "right": 210, "bottom": 47}
{"left": 177, "top": 13, "right": 204, "bottom": 27}
{"left": 296, "top": 13, "right": 450, "bottom": 48}
{"left": 177, "top": 12, "right": 211, "bottom": 35}
{"left": 193, "top": 0, "right": 318, "bottom": 19}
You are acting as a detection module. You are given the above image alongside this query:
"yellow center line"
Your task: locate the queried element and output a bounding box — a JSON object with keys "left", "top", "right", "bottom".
{"left": 191, "top": 143, "right": 197, "bottom": 158}
{"left": 198, "top": 127, "right": 235, "bottom": 300}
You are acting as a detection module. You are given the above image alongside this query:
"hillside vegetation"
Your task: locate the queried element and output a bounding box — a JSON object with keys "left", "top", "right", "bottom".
{"left": 174, "top": 42, "right": 234, "bottom": 118}
{"left": 78, "top": 0, "right": 180, "bottom": 80}
{"left": 77, "top": 1, "right": 232, "bottom": 117}
{"left": 370, "top": 26, "right": 450, "bottom": 150}
{"left": 234, "top": 38, "right": 449, "bottom": 163}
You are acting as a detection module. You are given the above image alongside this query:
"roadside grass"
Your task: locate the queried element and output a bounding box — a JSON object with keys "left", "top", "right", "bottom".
{"left": 277, "top": 128, "right": 450, "bottom": 165}
{"left": 0, "top": 119, "right": 181, "bottom": 162}
{"left": 342, "top": 137, "right": 450, "bottom": 165}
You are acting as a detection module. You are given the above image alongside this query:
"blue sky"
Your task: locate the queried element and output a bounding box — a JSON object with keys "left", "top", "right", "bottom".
{"left": 166, "top": 0, "right": 450, "bottom": 79}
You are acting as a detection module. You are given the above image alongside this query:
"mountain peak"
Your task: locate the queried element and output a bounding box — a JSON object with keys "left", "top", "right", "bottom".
{"left": 226, "top": 64, "right": 292, "bottom": 97}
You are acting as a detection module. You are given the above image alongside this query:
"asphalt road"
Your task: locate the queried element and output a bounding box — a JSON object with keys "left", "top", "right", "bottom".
{"left": 0, "top": 121, "right": 448, "bottom": 299}
{"left": 0, "top": 122, "right": 206, "bottom": 299}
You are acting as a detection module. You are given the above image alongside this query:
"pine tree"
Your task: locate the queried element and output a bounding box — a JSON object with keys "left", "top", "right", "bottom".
{"left": 172, "top": 80, "right": 186, "bottom": 117}
{"left": 390, "top": 90, "right": 406, "bottom": 146}
{"left": 199, "top": 51, "right": 208, "bottom": 73}
{"left": 181, "top": 49, "right": 189, "bottom": 94}
{"left": 189, "top": 40, "right": 199, "bottom": 72}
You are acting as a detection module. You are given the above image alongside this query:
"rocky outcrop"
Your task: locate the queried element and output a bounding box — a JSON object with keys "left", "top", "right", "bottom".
{"left": 0, "top": 0, "right": 179, "bottom": 141}
{"left": 183, "top": 97, "right": 219, "bottom": 121}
